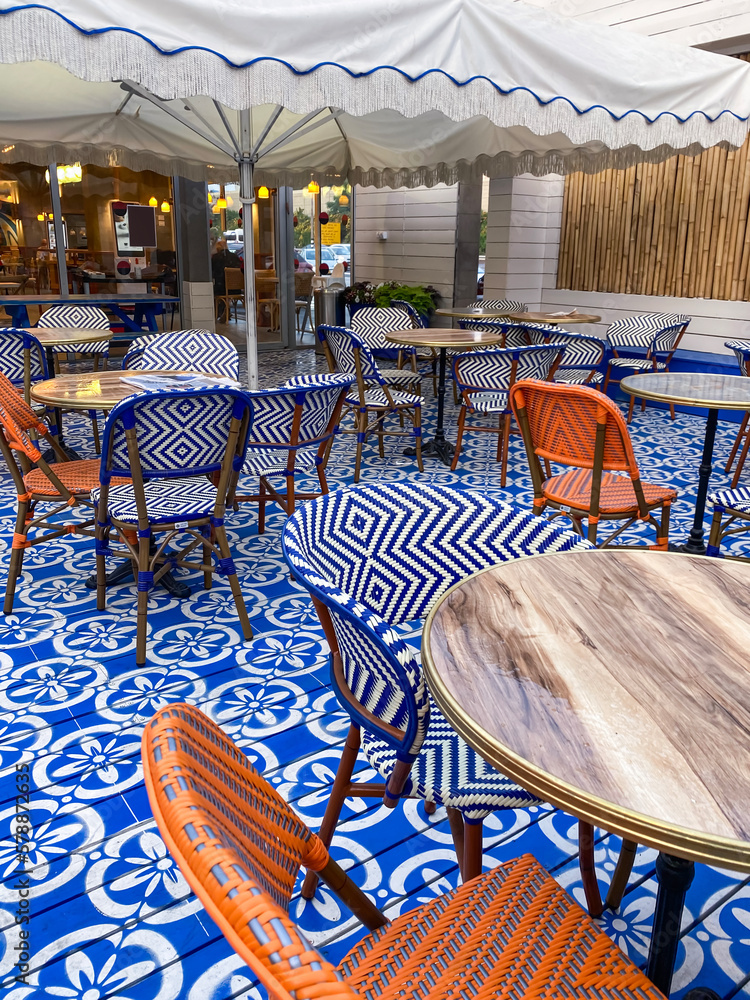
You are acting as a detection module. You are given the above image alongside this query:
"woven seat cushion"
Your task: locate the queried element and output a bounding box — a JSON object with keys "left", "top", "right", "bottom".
{"left": 608, "top": 357, "right": 667, "bottom": 371}
{"left": 24, "top": 460, "right": 128, "bottom": 498}
{"left": 243, "top": 447, "right": 320, "bottom": 477}
{"left": 340, "top": 854, "right": 664, "bottom": 999}
{"left": 346, "top": 388, "right": 421, "bottom": 408}
{"left": 362, "top": 695, "right": 540, "bottom": 821}
{"left": 378, "top": 370, "right": 422, "bottom": 390}
{"left": 543, "top": 469, "right": 676, "bottom": 514}
{"left": 710, "top": 486, "right": 750, "bottom": 516}
{"left": 554, "top": 369, "right": 604, "bottom": 385}
{"left": 90, "top": 476, "right": 217, "bottom": 525}
{"left": 463, "top": 391, "right": 509, "bottom": 413}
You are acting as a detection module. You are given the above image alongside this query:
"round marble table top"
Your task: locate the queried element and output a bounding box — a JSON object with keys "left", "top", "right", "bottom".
{"left": 423, "top": 548, "right": 750, "bottom": 872}
{"left": 621, "top": 371, "right": 750, "bottom": 410}
{"left": 30, "top": 327, "right": 114, "bottom": 347}
{"left": 31, "top": 370, "right": 223, "bottom": 410}
{"left": 434, "top": 307, "right": 601, "bottom": 324}
{"left": 383, "top": 328, "right": 503, "bottom": 350}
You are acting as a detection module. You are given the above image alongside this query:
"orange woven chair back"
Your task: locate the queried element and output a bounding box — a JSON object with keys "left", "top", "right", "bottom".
{"left": 0, "top": 372, "right": 47, "bottom": 461}
{"left": 510, "top": 379, "right": 639, "bottom": 473}
{"left": 142, "top": 703, "right": 356, "bottom": 1000}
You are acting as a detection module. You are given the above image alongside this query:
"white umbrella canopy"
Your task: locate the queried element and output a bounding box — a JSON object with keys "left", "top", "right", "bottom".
{"left": 1, "top": 0, "right": 749, "bottom": 387}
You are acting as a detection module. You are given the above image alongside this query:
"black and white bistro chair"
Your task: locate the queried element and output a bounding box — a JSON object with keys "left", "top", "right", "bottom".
{"left": 602, "top": 313, "right": 691, "bottom": 422}
{"left": 92, "top": 385, "right": 254, "bottom": 666}
{"left": 282, "top": 482, "right": 634, "bottom": 916}
{"left": 318, "top": 325, "right": 423, "bottom": 480}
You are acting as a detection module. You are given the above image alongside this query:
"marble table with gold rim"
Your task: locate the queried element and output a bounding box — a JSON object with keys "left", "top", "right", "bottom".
{"left": 423, "top": 547, "right": 750, "bottom": 995}
{"left": 435, "top": 306, "right": 601, "bottom": 324}
{"left": 31, "top": 370, "right": 225, "bottom": 411}
{"left": 621, "top": 372, "right": 750, "bottom": 554}
{"left": 383, "top": 327, "right": 503, "bottom": 465}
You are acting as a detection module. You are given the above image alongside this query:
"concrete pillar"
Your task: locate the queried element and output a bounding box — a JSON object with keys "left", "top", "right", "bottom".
{"left": 173, "top": 176, "right": 215, "bottom": 332}
{"left": 453, "top": 179, "right": 482, "bottom": 305}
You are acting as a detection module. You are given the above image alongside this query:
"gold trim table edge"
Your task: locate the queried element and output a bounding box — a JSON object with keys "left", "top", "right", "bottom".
{"left": 422, "top": 551, "right": 750, "bottom": 875}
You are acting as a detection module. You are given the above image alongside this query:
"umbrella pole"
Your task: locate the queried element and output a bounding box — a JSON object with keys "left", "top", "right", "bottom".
{"left": 239, "top": 110, "right": 258, "bottom": 390}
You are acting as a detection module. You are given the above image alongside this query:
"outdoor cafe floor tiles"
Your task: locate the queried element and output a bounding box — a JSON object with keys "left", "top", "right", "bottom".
{"left": 0, "top": 349, "right": 749, "bottom": 1000}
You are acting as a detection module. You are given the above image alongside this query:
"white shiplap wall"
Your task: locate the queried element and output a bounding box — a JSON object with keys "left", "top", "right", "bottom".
{"left": 521, "top": 0, "right": 750, "bottom": 50}
{"left": 484, "top": 176, "right": 564, "bottom": 310}
{"left": 353, "top": 185, "right": 460, "bottom": 306}
{"left": 498, "top": 4, "right": 750, "bottom": 354}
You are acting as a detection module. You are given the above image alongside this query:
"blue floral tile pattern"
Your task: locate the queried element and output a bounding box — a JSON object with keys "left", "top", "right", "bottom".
{"left": 0, "top": 346, "right": 746, "bottom": 998}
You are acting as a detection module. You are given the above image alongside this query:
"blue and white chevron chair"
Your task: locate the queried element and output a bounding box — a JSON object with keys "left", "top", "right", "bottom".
{"left": 282, "top": 482, "right": 628, "bottom": 916}
{"left": 120, "top": 334, "right": 165, "bottom": 371}
{"left": 0, "top": 328, "right": 49, "bottom": 403}
{"left": 349, "top": 306, "right": 422, "bottom": 392}
{"left": 459, "top": 319, "right": 544, "bottom": 348}
{"left": 37, "top": 306, "right": 112, "bottom": 450}
{"left": 37, "top": 304, "right": 111, "bottom": 367}
{"left": 318, "top": 325, "right": 423, "bottom": 481}
{"left": 233, "top": 374, "right": 352, "bottom": 531}
{"left": 137, "top": 330, "right": 240, "bottom": 381}
{"left": 708, "top": 485, "right": 750, "bottom": 559}
{"left": 92, "top": 386, "right": 254, "bottom": 666}
{"left": 602, "top": 313, "right": 691, "bottom": 422}
{"left": 547, "top": 331, "right": 606, "bottom": 385}
{"left": 723, "top": 340, "right": 750, "bottom": 489}
{"left": 390, "top": 299, "right": 437, "bottom": 395}
{"left": 451, "top": 343, "right": 566, "bottom": 483}
{"left": 472, "top": 298, "right": 527, "bottom": 313}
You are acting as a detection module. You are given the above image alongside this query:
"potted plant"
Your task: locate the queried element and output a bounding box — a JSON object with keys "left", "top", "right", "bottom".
{"left": 343, "top": 281, "right": 441, "bottom": 325}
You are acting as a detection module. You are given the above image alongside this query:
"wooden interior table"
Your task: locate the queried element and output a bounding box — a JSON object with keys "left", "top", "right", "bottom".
{"left": 435, "top": 306, "right": 601, "bottom": 325}
{"left": 0, "top": 292, "right": 179, "bottom": 331}
{"left": 621, "top": 372, "right": 750, "bottom": 554}
{"left": 384, "top": 327, "right": 503, "bottom": 465}
{"left": 423, "top": 548, "right": 750, "bottom": 997}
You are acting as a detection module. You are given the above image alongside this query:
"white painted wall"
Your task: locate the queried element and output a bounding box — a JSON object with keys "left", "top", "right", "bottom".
{"left": 353, "top": 185, "right": 460, "bottom": 307}
{"left": 483, "top": 176, "right": 564, "bottom": 310}
{"left": 485, "top": 5, "right": 750, "bottom": 355}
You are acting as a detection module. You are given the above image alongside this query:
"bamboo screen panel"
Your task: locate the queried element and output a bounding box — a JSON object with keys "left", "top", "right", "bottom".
{"left": 557, "top": 53, "right": 750, "bottom": 301}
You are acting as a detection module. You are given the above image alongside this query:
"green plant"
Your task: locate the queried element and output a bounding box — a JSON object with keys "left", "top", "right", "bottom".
{"left": 372, "top": 282, "right": 440, "bottom": 315}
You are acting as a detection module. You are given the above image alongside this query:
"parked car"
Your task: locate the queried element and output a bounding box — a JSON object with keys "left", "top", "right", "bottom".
{"left": 301, "top": 246, "right": 339, "bottom": 269}
{"left": 294, "top": 249, "right": 314, "bottom": 272}
{"left": 477, "top": 266, "right": 485, "bottom": 297}
{"left": 223, "top": 228, "right": 244, "bottom": 254}
{"left": 329, "top": 243, "right": 351, "bottom": 261}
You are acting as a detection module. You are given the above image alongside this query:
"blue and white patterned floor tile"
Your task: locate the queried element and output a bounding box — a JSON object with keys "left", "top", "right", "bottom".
{"left": 0, "top": 347, "right": 747, "bottom": 998}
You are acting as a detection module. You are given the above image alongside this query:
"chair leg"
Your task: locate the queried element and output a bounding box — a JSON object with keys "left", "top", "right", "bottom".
{"left": 446, "top": 807, "right": 466, "bottom": 882}
{"left": 96, "top": 523, "right": 110, "bottom": 612}
{"left": 4, "top": 499, "right": 29, "bottom": 614}
{"left": 258, "top": 477, "right": 266, "bottom": 535}
{"left": 605, "top": 839, "right": 638, "bottom": 911}
{"left": 203, "top": 530, "right": 212, "bottom": 590}
{"left": 732, "top": 419, "right": 750, "bottom": 488}
{"left": 450, "top": 407, "right": 466, "bottom": 471}
{"left": 578, "top": 819, "right": 604, "bottom": 918}
{"left": 89, "top": 410, "right": 100, "bottom": 454}
{"left": 725, "top": 414, "right": 748, "bottom": 475}
{"left": 707, "top": 507, "right": 725, "bottom": 556}
{"left": 413, "top": 407, "right": 423, "bottom": 473}
{"left": 463, "top": 819, "right": 483, "bottom": 882}
{"left": 354, "top": 413, "right": 366, "bottom": 483}
{"left": 136, "top": 534, "right": 151, "bottom": 667}
{"left": 302, "top": 722, "right": 362, "bottom": 900}
{"left": 214, "top": 524, "right": 253, "bottom": 641}
{"left": 500, "top": 413, "right": 511, "bottom": 488}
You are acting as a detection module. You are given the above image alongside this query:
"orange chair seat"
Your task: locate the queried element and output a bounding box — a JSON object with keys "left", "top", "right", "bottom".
{"left": 24, "top": 460, "right": 129, "bottom": 497}
{"left": 341, "top": 854, "right": 664, "bottom": 998}
{"left": 543, "top": 469, "right": 676, "bottom": 514}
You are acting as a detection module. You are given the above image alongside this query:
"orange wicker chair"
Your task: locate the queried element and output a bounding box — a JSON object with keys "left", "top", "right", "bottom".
{"left": 142, "top": 703, "right": 666, "bottom": 1000}
{"left": 0, "top": 372, "right": 129, "bottom": 613}
{"left": 510, "top": 379, "right": 677, "bottom": 548}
